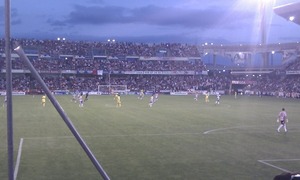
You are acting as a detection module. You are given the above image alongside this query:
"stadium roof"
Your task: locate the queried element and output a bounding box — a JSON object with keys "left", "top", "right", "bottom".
{"left": 273, "top": 2, "right": 300, "bottom": 25}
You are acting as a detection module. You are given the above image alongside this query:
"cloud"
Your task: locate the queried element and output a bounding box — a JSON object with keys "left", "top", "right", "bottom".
{"left": 49, "top": 4, "right": 255, "bottom": 30}
{"left": 0, "top": 6, "right": 22, "bottom": 26}
{"left": 47, "top": 19, "right": 67, "bottom": 26}
{"left": 85, "top": 0, "right": 105, "bottom": 4}
{"left": 12, "top": 19, "right": 22, "bottom": 25}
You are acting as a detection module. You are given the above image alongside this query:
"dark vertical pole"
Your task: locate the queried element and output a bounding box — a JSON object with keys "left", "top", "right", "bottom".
{"left": 271, "top": 52, "right": 274, "bottom": 66}
{"left": 14, "top": 46, "right": 110, "bottom": 180}
{"left": 5, "top": 0, "right": 14, "bottom": 180}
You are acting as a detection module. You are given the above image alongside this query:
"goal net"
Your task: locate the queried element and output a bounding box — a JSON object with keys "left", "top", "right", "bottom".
{"left": 98, "top": 85, "right": 128, "bottom": 95}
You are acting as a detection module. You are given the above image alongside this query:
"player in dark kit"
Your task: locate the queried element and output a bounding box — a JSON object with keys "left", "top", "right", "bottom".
{"left": 84, "top": 92, "right": 89, "bottom": 102}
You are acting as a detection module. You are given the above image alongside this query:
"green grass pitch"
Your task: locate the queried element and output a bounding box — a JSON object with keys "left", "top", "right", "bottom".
{"left": 1, "top": 94, "right": 300, "bottom": 180}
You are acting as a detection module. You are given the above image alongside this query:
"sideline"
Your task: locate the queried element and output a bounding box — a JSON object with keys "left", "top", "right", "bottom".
{"left": 257, "top": 158, "right": 300, "bottom": 172}
{"left": 14, "top": 138, "right": 24, "bottom": 180}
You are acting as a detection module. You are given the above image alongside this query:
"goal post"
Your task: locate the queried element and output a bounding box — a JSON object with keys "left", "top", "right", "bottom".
{"left": 98, "top": 85, "right": 128, "bottom": 95}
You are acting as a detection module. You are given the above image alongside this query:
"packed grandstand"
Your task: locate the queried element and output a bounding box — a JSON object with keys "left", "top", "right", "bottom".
{"left": 0, "top": 38, "right": 299, "bottom": 98}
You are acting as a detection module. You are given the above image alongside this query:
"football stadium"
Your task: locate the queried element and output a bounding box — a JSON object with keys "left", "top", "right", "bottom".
{"left": 1, "top": 1, "right": 300, "bottom": 180}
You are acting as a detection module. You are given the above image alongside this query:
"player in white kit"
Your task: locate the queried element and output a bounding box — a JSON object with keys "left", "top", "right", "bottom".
{"left": 277, "top": 108, "right": 288, "bottom": 132}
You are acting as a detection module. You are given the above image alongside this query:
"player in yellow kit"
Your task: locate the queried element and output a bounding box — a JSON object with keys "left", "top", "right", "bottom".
{"left": 205, "top": 92, "right": 209, "bottom": 102}
{"left": 116, "top": 94, "right": 121, "bottom": 107}
{"left": 138, "top": 89, "right": 144, "bottom": 99}
{"left": 114, "top": 93, "right": 118, "bottom": 100}
{"left": 41, "top": 94, "right": 46, "bottom": 107}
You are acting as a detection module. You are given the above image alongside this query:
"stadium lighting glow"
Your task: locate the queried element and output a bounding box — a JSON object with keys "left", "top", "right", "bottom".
{"left": 62, "top": 38, "right": 66, "bottom": 41}
{"left": 14, "top": 46, "right": 20, "bottom": 51}
{"left": 205, "top": 43, "right": 208, "bottom": 45}
{"left": 289, "top": 16, "right": 295, "bottom": 21}
{"left": 259, "top": 0, "right": 272, "bottom": 2}
{"left": 272, "top": 51, "right": 275, "bottom": 54}
{"left": 57, "top": 37, "right": 60, "bottom": 41}
{"left": 211, "top": 43, "right": 213, "bottom": 45}
{"left": 107, "top": 39, "right": 111, "bottom": 42}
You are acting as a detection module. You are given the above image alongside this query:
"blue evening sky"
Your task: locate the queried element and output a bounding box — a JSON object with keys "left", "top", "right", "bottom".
{"left": 0, "top": 0, "right": 300, "bottom": 45}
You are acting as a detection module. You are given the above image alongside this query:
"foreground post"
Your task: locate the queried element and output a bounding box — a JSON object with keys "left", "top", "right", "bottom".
{"left": 14, "top": 46, "right": 110, "bottom": 180}
{"left": 5, "top": 0, "right": 14, "bottom": 179}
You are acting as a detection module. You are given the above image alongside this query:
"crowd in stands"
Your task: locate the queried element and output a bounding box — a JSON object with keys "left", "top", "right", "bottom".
{"left": 232, "top": 73, "right": 300, "bottom": 97}
{"left": 0, "top": 74, "right": 231, "bottom": 92}
{"left": 2, "top": 71, "right": 299, "bottom": 96}
{"left": 0, "top": 38, "right": 300, "bottom": 96}
{"left": 0, "top": 38, "right": 200, "bottom": 57}
{"left": 0, "top": 57, "right": 206, "bottom": 72}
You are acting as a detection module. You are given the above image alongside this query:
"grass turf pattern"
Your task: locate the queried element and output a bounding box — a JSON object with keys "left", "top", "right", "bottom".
{"left": 0, "top": 95, "right": 300, "bottom": 180}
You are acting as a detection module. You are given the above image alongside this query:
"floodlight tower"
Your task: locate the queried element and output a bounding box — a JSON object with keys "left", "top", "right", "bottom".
{"left": 260, "top": 0, "right": 268, "bottom": 66}
{"left": 260, "top": 0, "right": 268, "bottom": 46}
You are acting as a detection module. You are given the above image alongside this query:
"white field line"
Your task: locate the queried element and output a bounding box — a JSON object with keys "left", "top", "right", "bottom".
{"left": 203, "top": 125, "right": 277, "bottom": 134}
{"left": 22, "top": 126, "right": 286, "bottom": 140}
{"left": 15, "top": 135, "right": 300, "bottom": 179}
{"left": 257, "top": 159, "right": 300, "bottom": 172}
{"left": 14, "top": 138, "right": 24, "bottom": 180}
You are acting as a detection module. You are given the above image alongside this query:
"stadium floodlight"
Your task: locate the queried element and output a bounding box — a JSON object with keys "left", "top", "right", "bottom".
{"left": 57, "top": 37, "right": 60, "bottom": 41}
{"left": 289, "top": 16, "right": 295, "bottom": 21}
{"left": 14, "top": 45, "right": 111, "bottom": 180}
{"left": 272, "top": 51, "right": 275, "bottom": 54}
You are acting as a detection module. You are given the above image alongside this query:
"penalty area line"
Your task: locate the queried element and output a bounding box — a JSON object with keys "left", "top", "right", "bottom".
{"left": 258, "top": 159, "right": 292, "bottom": 173}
